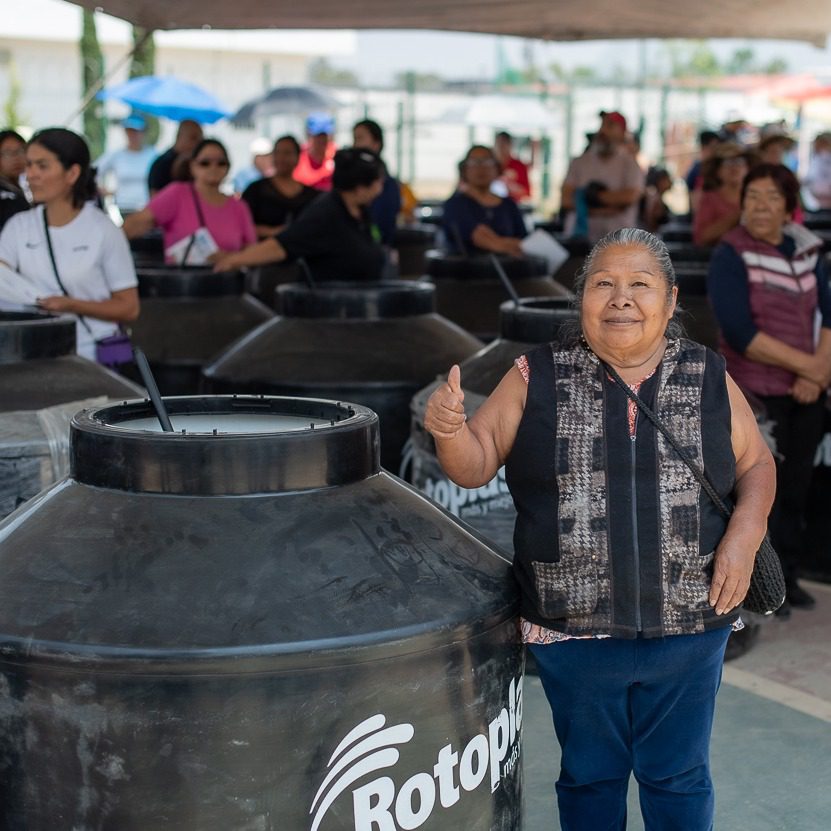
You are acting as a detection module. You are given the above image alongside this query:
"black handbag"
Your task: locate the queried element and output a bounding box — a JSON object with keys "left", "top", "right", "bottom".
{"left": 602, "top": 359, "right": 786, "bottom": 616}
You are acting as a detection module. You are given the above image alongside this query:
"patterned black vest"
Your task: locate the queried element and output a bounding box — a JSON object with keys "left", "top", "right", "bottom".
{"left": 505, "top": 339, "right": 738, "bottom": 638}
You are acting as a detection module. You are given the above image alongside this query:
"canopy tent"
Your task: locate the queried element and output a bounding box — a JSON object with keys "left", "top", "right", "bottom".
{"left": 66, "top": 1, "right": 831, "bottom": 47}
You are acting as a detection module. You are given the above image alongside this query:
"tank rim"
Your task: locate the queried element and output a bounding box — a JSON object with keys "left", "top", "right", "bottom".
{"left": 0, "top": 309, "right": 77, "bottom": 363}
{"left": 70, "top": 395, "right": 381, "bottom": 494}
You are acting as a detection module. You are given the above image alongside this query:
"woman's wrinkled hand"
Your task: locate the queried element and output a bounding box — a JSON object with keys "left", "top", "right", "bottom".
{"left": 709, "top": 540, "right": 756, "bottom": 615}
{"left": 424, "top": 364, "right": 467, "bottom": 440}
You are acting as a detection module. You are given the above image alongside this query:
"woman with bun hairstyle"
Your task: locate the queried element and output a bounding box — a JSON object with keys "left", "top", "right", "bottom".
{"left": 0, "top": 128, "right": 139, "bottom": 360}
{"left": 213, "top": 147, "right": 385, "bottom": 281}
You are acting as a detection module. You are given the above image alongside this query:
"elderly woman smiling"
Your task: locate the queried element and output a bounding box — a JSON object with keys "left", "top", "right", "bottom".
{"left": 424, "top": 227, "right": 775, "bottom": 831}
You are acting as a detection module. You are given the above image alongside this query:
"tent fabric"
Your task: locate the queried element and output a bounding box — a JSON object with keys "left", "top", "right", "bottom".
{"left": 66, "top": 1, "right": 831, "bottom": 46}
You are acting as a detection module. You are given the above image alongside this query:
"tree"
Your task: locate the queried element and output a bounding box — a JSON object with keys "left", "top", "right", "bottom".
{"left": 764, "top": 57, "right": 789, "bottom": 75}
{"left": 547, "top": 62, "right": 598, "bottom": 85}
{"left": 725, "top": 47, "right": 755, "bottom": 75}
{"left": 129, "top": 27, "right": 160, "bottom": 145}
{"left": 308, "top": 58, "right": 359, "bottom": 88}
{"left": 393, "top": 71, "right": 444, "bottom": 91}
{"left": 662, "top": 39, "right": 721, "bottom": 79}
{"left": 2, "top": 59, "right": 25, "bottom": 129}
{"left": 80, "top": 10, "right": 106, "bottom": 159}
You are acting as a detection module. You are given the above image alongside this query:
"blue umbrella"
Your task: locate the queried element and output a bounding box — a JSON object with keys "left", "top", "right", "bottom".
{"left": 98, "top": 75, "right": 231, "bottom": 124}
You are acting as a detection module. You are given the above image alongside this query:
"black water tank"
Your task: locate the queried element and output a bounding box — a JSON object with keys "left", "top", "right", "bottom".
{"left": 202, "top": 281, "right": 483, "bottom": 471}
{"left": 0, "top": 310, "right": 142, "bottom": 518}
{"left": 128, "top": 230, "right": 165, "bottom": 267}
{"left": 422, "top": 251, "right": 571, "bottom": 341}
{"left": 804, "top": 398, "right": 831, "bottom": 582}
{"left": 672, "top": 260, "right": 719, "bottom": 350}
{"left": 531, "top": 224, "right": 591, "bottom": 292}
{"left": 0, "top": 395, "right": 523, "bottom": 830}
{"left": 408, "top": 297, "right": 577, "bottom": 552}
{"left": 244, "top": 261, "right": 303, "bottom": 309}
{"left": 128, "top": 266, "right": 274, "bottom": 395}
{"left": 394, "top": 224, "right": 438, "bottom": 277}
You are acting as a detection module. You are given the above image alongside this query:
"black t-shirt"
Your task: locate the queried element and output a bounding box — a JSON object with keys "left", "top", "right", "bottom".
{"left": 147, "top": 147, "right": 177, "bottom": 193}
{"left": 276, "top": 191, "right": 385, "bottom": 282}
{"left": 0, "top": 180, "right": 29, "bottom": 232}
{"left": 241, "top": 178, "right": 320, "bottom": 229}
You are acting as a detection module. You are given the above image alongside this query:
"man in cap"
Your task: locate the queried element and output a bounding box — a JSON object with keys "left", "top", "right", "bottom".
{"left": 233, "top": 137, "right": 275, "bottom": 195}
{"left": 560, "top": 110, "right": 644, "bottom": 242}
{"left": 294, "top": 113, "right": 336, "bottom": 191}
{"left": 757, "top": 127, "right": 796, "bottom": 168}
{"left": 95, "top": 114, "right": 157, "bottom": 214}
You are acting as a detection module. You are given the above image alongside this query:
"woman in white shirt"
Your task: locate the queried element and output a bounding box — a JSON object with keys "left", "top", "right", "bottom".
{"left": 0, "top": 128, "right": 139, "bottom": 360}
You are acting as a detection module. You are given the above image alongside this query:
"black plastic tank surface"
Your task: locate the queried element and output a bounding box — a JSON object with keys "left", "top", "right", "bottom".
{"left": 422, "top": 251, "right": 570, "bottom": 340}
{"left": 243, "top": 261, "right": 303, "bottom": 309}
{"left": 128, "top": 266, "right": 274, "bottom": 395}
{"left": 394, "top": 224, "right": 438, "bottom": 277}
{"left": 0, "top": 395, "right": 523, "bottom": 830}
{"left": 408, "top": 297, "right": 577, "bottom": 553}
{"left": 0, "top": 309, "right": 142, "bottom": 518}
{"left": 805, "top": 397, "right": 831, "bottom": 582}
{"left": 669, "top": 255, "right": 719, "bottom": 350}
{"left": 202, "top": 281, "right": 483, "bottom": 471}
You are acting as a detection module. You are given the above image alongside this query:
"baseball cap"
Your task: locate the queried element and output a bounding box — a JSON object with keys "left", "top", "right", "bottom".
{"left": 122, "top": 114, "right": 147, "bottom": 131}
{"left": 600, "top": 110, "right": 627, "bottom": 131}
{"left": 249, "top": 136, "right": 272, "bottom": 156}
{"left": 306, "top": 112, "right": 334, "bottom": 136}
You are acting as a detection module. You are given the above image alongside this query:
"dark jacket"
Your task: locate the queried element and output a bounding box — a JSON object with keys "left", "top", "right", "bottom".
{"left": 506, "top": 339, "right": 738, "bottom": 638}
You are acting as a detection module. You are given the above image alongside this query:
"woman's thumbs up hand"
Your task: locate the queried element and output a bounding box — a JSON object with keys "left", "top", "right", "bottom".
{"left": 424, "top": 364, "right": 467, "bottom": 440}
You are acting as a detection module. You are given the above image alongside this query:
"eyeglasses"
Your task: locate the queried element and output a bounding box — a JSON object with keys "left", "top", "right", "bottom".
{"left": 0, "top": 148, "right": 25, "bottom": 159}
{"left": 464, "top": 158, "right": 498, "bottom": 168}
{"left": 195, "top": 158, "right": 229, "bottom": 168}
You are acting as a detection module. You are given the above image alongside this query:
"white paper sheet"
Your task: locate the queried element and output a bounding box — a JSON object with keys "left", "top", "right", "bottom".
{"left": 520, "top": 229, "right": 569, "bottom": 275}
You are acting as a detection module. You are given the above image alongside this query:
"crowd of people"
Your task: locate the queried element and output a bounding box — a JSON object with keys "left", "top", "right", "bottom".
{"left": 1, "top": 91, "right": 831, "bottom": 831}
{"left": 0, "top": 110, "right": 830, "bottom": 623}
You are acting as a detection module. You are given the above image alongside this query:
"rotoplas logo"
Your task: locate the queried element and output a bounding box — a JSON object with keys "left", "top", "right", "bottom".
{"left": 309, "top": 675, "right": 523, "bottom": 830}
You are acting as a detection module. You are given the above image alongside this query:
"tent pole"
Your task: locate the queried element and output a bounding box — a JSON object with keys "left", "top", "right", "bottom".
{"left": 65, "top": 29, "right": 153, "bottom": 127}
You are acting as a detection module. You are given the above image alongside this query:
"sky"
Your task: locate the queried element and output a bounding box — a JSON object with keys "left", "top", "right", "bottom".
{"left": 3, "top": 0, "right": 831, "bottom": 85}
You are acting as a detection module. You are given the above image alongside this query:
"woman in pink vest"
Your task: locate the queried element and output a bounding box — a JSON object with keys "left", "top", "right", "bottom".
{"left": 708, "top": 163, "right": 831, "bottom": 616}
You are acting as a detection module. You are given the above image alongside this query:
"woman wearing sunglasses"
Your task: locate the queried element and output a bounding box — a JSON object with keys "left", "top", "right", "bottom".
{"left": 124, "top": 138, "right": 256, "bottom": 265}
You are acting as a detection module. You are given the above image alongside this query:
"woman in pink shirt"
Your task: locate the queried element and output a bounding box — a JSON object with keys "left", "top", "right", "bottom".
{"left": 124, "top": 138, "right": 256, "bottom": 263}
{"left": 692, "top": 144, "right": 752, "bottom": 247}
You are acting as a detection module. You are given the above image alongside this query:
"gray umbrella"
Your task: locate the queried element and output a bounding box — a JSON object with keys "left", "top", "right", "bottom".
{"left": 231, "top": 86, "right": 340, "bottom": 128}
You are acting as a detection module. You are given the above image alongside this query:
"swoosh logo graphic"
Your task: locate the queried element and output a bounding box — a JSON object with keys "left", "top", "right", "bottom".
{"left": 309, "top": 714, "right": 415, "bottom": 831}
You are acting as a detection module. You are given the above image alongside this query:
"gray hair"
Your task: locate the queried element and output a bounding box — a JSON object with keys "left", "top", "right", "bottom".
{"left": 560, "top": 227, "right": 684, "bottom": 345}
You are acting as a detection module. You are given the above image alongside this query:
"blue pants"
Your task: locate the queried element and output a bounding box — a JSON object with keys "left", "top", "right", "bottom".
{"left": 529, "top": 627, "right": 731, "bottom": 831}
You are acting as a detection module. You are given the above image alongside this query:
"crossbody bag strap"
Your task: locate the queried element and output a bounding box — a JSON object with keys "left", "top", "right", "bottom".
{"left": 599, "top": 356, "right": 732, "bottom": 521}
{"left": 179, "top": 185, "right": 209, "bottom": 264}
{"left": 190, "top": 184, "right": 207, "bottom": 228}
{"left": 42, "top": 207, "right": 93, "bottom": 334}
